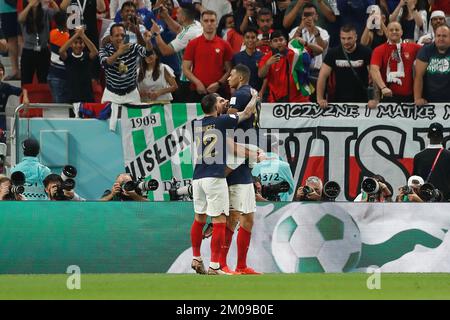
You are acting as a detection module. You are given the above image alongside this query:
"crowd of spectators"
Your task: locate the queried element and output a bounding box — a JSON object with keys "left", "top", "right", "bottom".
{"left": 0, "top": 0, "right": 448, "bottom": 112}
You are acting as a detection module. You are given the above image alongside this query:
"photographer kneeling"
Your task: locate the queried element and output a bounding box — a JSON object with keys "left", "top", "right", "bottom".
{"left": 100, "top": 173, "right": 148, "bottom": 201}
{"left": 43, "top": 174, "right": 84, "bottom": 201}
{"left": 395, "top": 175, "right": 424, "bottom": 203}
{"left": 295, "top": 176, "right": 323, "bottom": 201}
{"left": 0, "top": 176, "right": 26, "bottom": 201}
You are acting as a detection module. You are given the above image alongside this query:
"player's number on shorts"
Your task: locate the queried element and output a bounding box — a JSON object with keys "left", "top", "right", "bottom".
{"left": 196, "top": 133, "right": 218, "bottom": 159}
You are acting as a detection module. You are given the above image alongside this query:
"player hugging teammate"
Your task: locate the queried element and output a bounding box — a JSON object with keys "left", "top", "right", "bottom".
{"left": 190, "top": 65, "right": 263, "bottom": 275}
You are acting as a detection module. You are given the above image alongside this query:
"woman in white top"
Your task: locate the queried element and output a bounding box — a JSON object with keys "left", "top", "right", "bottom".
{"left": 138, "top": 48, "right": 178, "bottom": 103}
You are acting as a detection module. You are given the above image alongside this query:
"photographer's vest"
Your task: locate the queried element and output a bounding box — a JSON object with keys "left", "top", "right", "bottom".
{"left": 11, "top": 157, "right": 50, "bottom": 200}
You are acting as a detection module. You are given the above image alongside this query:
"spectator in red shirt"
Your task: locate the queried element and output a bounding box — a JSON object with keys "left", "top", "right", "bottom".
{"left": 258, "top": 30, "right": 311, "bottom": 103}
{"left": 183, "top": 10, "right": 234, "bottom": 102}
{"left": 255, "top": 7, "right": 274, "bottom": 55}
{"left": 370, "top": 21, "right": 421, "bottom": 104}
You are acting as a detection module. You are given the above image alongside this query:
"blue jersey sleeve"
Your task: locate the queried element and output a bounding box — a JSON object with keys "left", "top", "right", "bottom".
{"left": 229, "top": 88, "right": 251, "bottom": 112}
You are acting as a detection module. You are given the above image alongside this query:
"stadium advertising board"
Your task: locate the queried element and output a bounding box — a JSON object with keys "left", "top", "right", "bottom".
{"left": 1, "top": 202, "right": 449, "bottom": 273}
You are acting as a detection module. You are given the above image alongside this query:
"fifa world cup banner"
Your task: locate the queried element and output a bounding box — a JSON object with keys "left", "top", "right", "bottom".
{"left": 121, "top": 102, "right": 450, "bottom": 201}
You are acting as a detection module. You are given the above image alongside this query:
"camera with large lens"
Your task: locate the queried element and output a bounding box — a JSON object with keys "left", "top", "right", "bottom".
{"left": 121, "top": 178, "right": 159, "bottom": 195}
{"left": 419, "top": 183, "right": 443, "bottom": 202}
{"left": 261, "top": 181, "right": 290, "bottom": 201}
{"left": 361, "top": 177, "right": 380, "bottom": 195}
{"left": 4, "top": 171, "right": 26, "bottom": 200}
{"left": 54, "top": 185, "right": 69, "bottom": 201}
{"left": 400, "top": 185, "right": 413, "bottom": 195}
{"left": 61, "top": 165, "right": 77, "bottom": 191}
{"left": 323, "top": 181, "right": 341, "bottom": 201}
{"left": 168, "top": 178, "right": 192, "bottom": 201}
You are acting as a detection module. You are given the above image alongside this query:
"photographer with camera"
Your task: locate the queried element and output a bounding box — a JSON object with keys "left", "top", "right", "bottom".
{"left": 100, "top": 173, "right": 149, "bottom": 201}
{"left": 11, "top": 138, "right": 51, "bottom": 200}
{"left": 395, "top": 175, "right": 424, "bottom": 202}
{"left": 0, "top": 175, "right": 26, "bottom": 201}
{"left": 295, "top": 176, "right": 323, "bottom": 201}
{"left": 43, "top": 174, "right": 84, "bottom": 201}
{"left": 354, "top": 174, "right": 393, "bottom": 202}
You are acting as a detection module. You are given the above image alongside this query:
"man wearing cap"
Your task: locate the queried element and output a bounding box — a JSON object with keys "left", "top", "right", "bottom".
{"left": 417, "top": 10, "right": 447, "bottom": 46}
{"left": 10, "top": 138, "right": 51, "bottom": 200}
{"left": 414, "top": 25, "right": 450, "bottom": 106}
{"left": 395, "top": 175, "right": 424, "bottom": 202}
{"left": 413, "top": 123, "right": 450, "bottom": 201}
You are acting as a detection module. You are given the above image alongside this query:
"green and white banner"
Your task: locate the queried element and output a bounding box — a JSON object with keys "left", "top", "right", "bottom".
{"left": 120, "top": 103, "right": 203, "bottom": 200}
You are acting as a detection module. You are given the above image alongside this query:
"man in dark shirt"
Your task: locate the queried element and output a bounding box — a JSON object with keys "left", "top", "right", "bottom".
{"left": 232, "top": 27, "right": 264, "bottom": 93}
{"left": 59, "top": 27, "right": 98, "bottom": 103}
{"left": 413, "top": 123, "right": 450, "bottom": 201}
{"left": 190, "top": 92, "right": 257, "bottom": 275}
{"left": 316, "top": 24, "right": 375, "bottom": 108}
{"left": 414, "top": 25, "right": 450, "bottom": 106}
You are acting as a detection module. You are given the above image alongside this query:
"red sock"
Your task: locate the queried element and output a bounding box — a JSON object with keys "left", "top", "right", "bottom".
{"left": 191, "top": 220, "right": 205, "bottom": 257}
{"left": 219, "top": 227, "right": 234, "bottom": 268}
{"left": 237, "top": 227, "right": 251, "bottom": 269}
{"left": 211, "top": 222, "right": 226, "bottom": 264}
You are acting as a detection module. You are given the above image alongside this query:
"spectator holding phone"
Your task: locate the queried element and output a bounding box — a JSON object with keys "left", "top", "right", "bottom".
{"left": 102, "top": 1, "right": 147, "bottom": 46}
{"left": 99, "top": 23, "right": 151, "bottom": 105}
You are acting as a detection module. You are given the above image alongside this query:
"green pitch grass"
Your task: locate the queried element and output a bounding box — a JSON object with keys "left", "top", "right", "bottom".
{"left": 0, "top": 273, "right": 450, "bottom": 299}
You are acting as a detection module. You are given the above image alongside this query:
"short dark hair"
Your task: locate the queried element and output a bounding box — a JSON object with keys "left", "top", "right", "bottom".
{"left": 22, "top": 138, "right": 40, "bottom": 157}
{"left": 43, "top": 174, "right": 63, "bottom": 188}
{"left": 257, "top": 8, "right": 272, "bottom": 20}
{"left": 233, "top": 64, "right": 251, "bottom": 82}
{"left": 340, "top": 24, "right": 357, "bottom": 33}
{"left": 110, "top": 23, "right": 125, "bottom": 37}
{"left": 54, "top": 10, "right": 67, "bottom": 29}
{"left": 301, "top": 3, "right": 317, "bottom": 14}
{"left": 243, "top": 26, "right": 258, "bottom": 36}
{"left": 201, "top": 93, "right": 218, "bottom": 114}
{"left": 270, "top": 30, "right": 285, "bottom": 41}
{"left": 180, "top": 3, "right": 197, "bottom": 21}
{"left": 121, "top": 1, "right": 136, "bottom": 11}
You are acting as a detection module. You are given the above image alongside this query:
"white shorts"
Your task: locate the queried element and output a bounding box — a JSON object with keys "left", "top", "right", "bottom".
{"left": 193, "top": 177, "right": 229, "bottom": 217}
{"left": 229, "top": 183, "right": 256, "bottom": 214}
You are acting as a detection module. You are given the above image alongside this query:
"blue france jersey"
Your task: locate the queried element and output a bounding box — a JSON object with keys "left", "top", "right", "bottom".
{"left": 226, "top": 85, "right": 255, "bottom": 186}
{"left": 192, "top": 114, "right": 239, "bottom": 180}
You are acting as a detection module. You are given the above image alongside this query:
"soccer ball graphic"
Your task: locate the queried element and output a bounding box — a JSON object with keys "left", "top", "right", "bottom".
{"left": 271, "top": 203, "right": 361, "bottom": 272}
